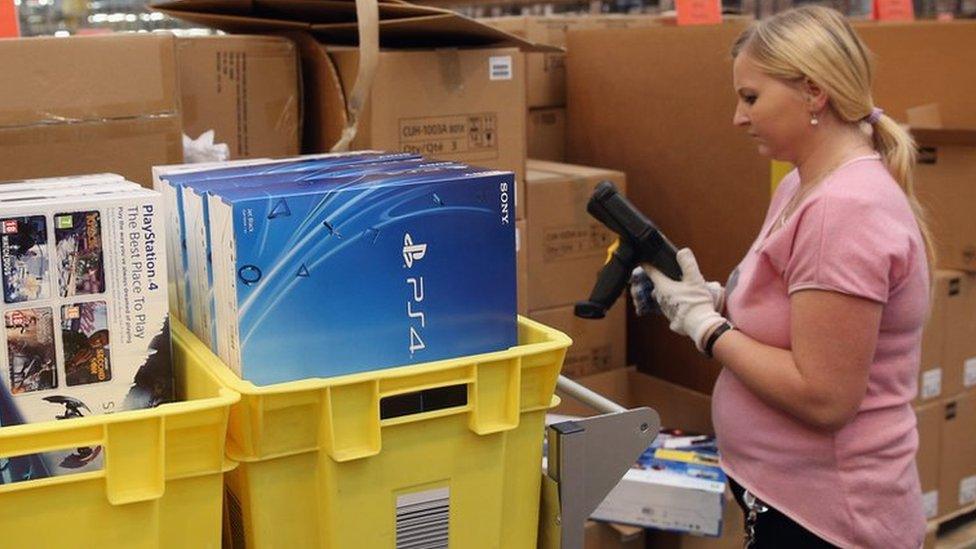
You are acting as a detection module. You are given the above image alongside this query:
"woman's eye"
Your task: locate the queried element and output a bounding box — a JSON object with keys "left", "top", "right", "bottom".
{"left": 744, "top": 95, "right": 757, "bottom": 105}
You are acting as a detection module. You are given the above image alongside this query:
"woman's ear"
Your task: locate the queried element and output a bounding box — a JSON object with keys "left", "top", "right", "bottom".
{"left": 803, "top": 77, "right": 829, "bottom": 113}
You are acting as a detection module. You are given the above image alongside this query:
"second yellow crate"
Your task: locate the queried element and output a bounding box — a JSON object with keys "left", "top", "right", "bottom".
{"left": 0, "top": 321, "right": 238, "bottom": 548}
{"left": 209, "top": 316, "right": 570, "bottom": 548}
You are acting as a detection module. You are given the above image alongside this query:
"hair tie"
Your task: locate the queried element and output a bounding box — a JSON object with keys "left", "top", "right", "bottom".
{"left": 864, "top": 107, "right": 884, "bottom": 125}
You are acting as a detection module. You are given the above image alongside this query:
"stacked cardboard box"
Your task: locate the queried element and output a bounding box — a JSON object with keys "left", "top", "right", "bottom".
{"left": 321, "top": 46, "right": 528, "bottom": 220}
{"left": 485, "top": 15, "right": 662, "bottom": 163}
{"left": 522, "top": 160, "right": 627, "bottom": 378}
{"left": 176, "top": 35, "right": 302, "bottom": 160}
{"left": 528, "top": 108, "right": 567, "bottom": 162}
{"left": 0, "top": 34, "right": 183, "bottom": 187}
{"left": 915, "top": 272, "right": 976, "bottom": 520}
{"left": 0, "top": 34, "right": 302, "bottom": 188}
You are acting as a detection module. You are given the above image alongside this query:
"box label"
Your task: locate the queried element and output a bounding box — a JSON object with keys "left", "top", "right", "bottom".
{"left": 396, "top": 487, "right": 449, "bottom": 547}
{"left": 542, "top": 223, "right": 614, "bottom": 262}
{"left": 920, "top": 368, "right": 942, "bottom": 400}
{"left": 922, "top": 490, "right": 938, "bottom": 519}
{"left": 964, "top": 358, "right": 976, "bottom": 388}
{"left": 489, "top": 56, "right": 513, "bottom": 81}
{"left": 960, "top": 476, "right": 976, "bottom": 506}
{"left": 399, "top": 113, "right": 498, "bottom": 159}
{"left": 543, "top": 53, "right": 566, "bottom": 73}
{"left": 216, "top": 50, "right": 250, "bottom": 157}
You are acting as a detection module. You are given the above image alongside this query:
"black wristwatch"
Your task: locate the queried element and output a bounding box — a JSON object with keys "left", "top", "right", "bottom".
{"left": 704, "top": 321, "right": 735, "bottom": 358}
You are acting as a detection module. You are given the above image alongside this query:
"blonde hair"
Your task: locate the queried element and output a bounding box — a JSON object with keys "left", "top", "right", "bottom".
{"left": 732, "top": 6, "right": 936, "bottom": 272}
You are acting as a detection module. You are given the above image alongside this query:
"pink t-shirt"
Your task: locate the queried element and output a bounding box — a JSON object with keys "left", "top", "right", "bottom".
{"left": 714, "top": 155, "right": 928, "bottom": 548}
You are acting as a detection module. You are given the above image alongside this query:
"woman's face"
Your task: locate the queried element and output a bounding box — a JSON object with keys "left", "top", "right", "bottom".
{"left": 732, "top": 53, "right": 812, "bottom": 162}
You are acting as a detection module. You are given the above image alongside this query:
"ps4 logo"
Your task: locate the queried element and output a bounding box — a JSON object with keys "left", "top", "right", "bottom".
{"left": 402, "top": 233, "right": 427, "bottom": 268}
{"left": 404, "top": 233, "right": 428, "bottom": 356}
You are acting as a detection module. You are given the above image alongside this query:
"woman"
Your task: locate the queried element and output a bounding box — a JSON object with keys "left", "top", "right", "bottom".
{"left": 633, "top": 6, "right": 931, "bottom": 548}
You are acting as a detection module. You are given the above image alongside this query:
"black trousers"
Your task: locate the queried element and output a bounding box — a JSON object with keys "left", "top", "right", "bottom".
{"left": 728, "top": 477, "right": 840, "bottom": 549}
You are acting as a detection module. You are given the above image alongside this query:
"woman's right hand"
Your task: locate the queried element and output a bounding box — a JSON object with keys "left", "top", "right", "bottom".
{"left": 630, "top": 266, "right": 725, "bottom": 317}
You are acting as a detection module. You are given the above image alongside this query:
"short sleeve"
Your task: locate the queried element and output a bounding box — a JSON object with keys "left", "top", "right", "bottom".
{"left": 784, "top": 193, "right": 904, "bottom": 304}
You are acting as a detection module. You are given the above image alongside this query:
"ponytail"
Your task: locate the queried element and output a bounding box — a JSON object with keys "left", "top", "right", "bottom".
{"left": 871, "top": 114, "right": 937, "bottom": 275}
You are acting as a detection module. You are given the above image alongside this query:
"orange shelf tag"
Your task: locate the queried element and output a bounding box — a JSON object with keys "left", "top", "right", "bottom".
{"left": 873, "top": 0, "right": 915, "bottom": 21}
{"left": 676, "top": 0, "right": 722, "bottom": 26}
{"left": 0, "top": 0, "right": 19, "bottom": 38}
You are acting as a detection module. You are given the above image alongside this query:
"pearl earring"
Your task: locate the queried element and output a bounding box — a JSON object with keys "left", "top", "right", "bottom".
{"left": 810, "top": 114, "right": 819, "bottom": 126}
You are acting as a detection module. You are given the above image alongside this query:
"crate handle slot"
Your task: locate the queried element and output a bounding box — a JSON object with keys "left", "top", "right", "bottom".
{"left": 379, "top": 383, "right": 468, "bottom": 420}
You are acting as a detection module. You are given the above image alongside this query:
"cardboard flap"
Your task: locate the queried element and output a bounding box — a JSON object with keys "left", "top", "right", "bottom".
{"left": 912, "top": 128, "right": 976, "bottom": 147}
{"left": 607, "top": 523, "right": 644, "bottom": 540}
{"left": 153, "top": 0, "right": 560, "bottom": 51}
{"left": 283, "top": 31, "right": 348, "bottom": 152}
{"left": 249, "top": 0, "right": 439, "bottom": 23}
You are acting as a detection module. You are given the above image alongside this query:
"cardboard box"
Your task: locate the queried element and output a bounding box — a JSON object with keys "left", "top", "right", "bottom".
{"left": 486, "top": 15, "right": 661, "bottom": 108}
{"left": 913, "top": 129, "right": 976, "bottom": 273}
{"left": 939, "top": 392, "right": 976, "bottom": 517}
{"left": 530, "top": 301, "right": 625, "bottom": 378}
{"left": 324, "top": 47, "right": 527, "bottom": 219}
{"left": 553, "top": 367, "right": 714, "bottom": 434}
{"left": 923, "top": 524, "right": 937, "bottom": 549}
{"left": 528, "top": 107, "right": 566, "bottom": 162}
{"left": 584, "top": 521, "right": 644, "bottom": 549}
{"left": 566, "top": 20, "right": 767, "bottom": 393}
{"left": 918, "top": 271, "right": 954, "bottom": 403}
{"left": 916, "top": 401, "right": 943, "bottom": 520}
{"left": 517, "top": 219, "right": 528, "bottom": 315}
{"left": 524, "top": 160, "right": 625, "bottom": 310}
{"left": 854, "top": 21, "right": 976, "bottom": 129}
{"left": 944, "top": 271, "right": 976, "bottom": 398}
{"left": 176, "top": 35, "right": 301, "bottom": 160}
{"left": 0, "top": 34, "right": 182, "bottom": 187}
{"left": 154, "top": 0, "right": 550, "bottom": 220}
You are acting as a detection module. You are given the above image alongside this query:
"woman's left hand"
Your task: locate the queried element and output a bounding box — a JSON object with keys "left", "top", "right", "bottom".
{"left": 646, "top": 248, "right": 728, "bottom": 353}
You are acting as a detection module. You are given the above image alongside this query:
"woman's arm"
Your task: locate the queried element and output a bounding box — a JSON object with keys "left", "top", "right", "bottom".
{"left": 711, "top": 289, "right": 881, "bottom": 431}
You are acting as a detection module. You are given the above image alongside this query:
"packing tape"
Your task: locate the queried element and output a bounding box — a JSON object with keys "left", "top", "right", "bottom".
{"left": 330, "top": 0, "right": 379, "bottom": 152}
{"left": 437, "top": 49, "right": 463, "bottom": 93}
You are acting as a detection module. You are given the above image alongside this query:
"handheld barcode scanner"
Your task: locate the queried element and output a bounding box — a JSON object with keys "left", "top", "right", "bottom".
{"left": 574, "top": 181, "right": 682, "bottom": 319}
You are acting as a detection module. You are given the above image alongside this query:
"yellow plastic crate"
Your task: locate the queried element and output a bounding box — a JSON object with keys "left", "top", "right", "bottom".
{"left": 0, "top": 321, "right": 239, "bottom": 548}
{"left": 208, "top": 316, "right": 571, "bottom": 549}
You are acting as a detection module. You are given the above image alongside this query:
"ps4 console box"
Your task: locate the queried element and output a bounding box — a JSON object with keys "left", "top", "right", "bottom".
{"left": 0, "top": 183, "right": 172, "bottom": 482}
{"left": 154, "top": 152, "right": 418, "bottom": 334}
{"left": 183, "top": 159, "right": 462, "bottom": 350}
{"left": 153, "top": 160, "right": 266, "bottom": 326}
{"left": 208, "top": 167, "right": 518, "bottom": 385}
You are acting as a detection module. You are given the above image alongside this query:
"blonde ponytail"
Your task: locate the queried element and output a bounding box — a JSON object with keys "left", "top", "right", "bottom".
{"left": 871, "top": 115, "right": 937, "bottom": 271}
{"left": 733, "top": 5, "right": 936, "bottom": 276}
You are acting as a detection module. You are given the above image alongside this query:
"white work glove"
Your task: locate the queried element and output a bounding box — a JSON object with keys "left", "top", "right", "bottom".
{"left": 630, "top": 266, "right": 725, "bottom": 317}
{"left": 646, "top": 248, "right": 728, "bottom": 353}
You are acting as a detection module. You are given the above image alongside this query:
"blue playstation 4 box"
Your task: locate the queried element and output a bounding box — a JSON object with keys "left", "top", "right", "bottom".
{"left": 183, "top": 159, "right": 467, "bottom": 350}
{"left": 205, "top": 164, "right": 518, "bottom": 385}
{"left": 174, "top": 156, "right": 441, "bottom": 347}
{"left": 153, "top": 152, "right": 419, "bottom": 333}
